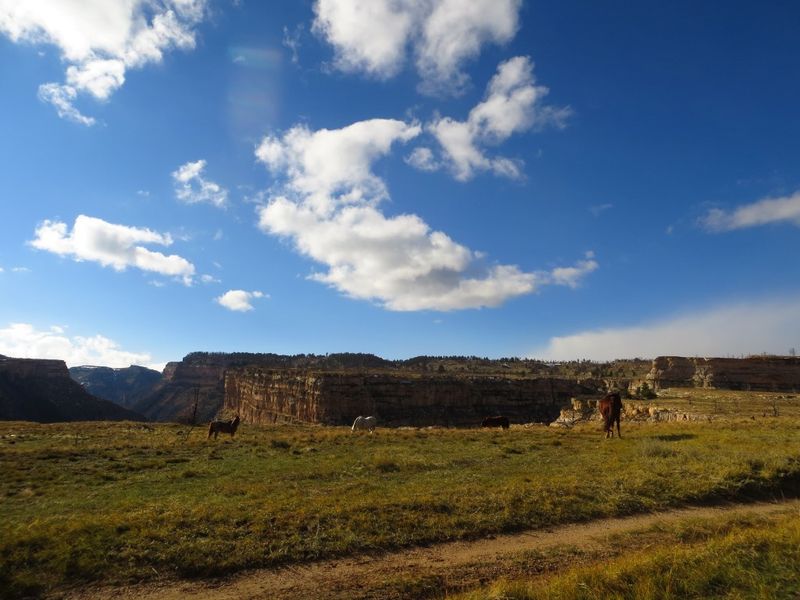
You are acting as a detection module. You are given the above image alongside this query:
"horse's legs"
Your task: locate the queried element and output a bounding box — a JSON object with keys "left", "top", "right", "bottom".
{"left": 616, "top": 418, "right": 622, "bottom": 438}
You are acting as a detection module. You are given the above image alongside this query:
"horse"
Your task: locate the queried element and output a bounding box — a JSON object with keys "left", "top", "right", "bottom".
{"left": 482, "top": 415, "right": 510, "bottom": 430}
{"left": 598, "top": 393, "right": 622, "bottom": 438}
{"left": 351, "top": 415, "right": 377, "bottom": 433}
{"left": 208, "top": 415, "right": 241, "bottom": 440}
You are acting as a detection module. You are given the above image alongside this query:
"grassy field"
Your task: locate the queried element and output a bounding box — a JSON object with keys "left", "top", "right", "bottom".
{"left": 2, "top": 392, "right": 800, "bottom": 598}
{"left": 653, "top": 387, "right": 800, "bottom": 418}
{"left": 457, "top": 508, "right": 800, "bottom": 599}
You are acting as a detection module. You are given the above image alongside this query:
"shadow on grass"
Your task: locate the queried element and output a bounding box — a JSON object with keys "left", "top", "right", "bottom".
{"left": 654, "top": 434, "right": 697, "bottom": 442}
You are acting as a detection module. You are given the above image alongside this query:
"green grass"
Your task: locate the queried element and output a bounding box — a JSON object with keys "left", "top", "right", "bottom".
{"left": 457, "top": 510, "right": 800, "bottom": 599}
{"left": 2, "top": 416, "right": 800, "bottom": 597}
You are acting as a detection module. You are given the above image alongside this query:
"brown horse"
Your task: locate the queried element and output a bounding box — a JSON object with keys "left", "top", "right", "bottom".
{"left": 482, "top": 415, "right": 510, "bottom": 430}
{"left": 208, "top": 415, "right": 240, "bottom": 440}
{"left": 598, "top": 393, "right": 622, "bottom": 438}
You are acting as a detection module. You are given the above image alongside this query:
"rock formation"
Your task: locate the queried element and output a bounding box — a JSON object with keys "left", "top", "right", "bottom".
{"left": 69, "top": 365, "right": 162, "bottom": 409}
{"left": 224, "top": 368, "right": 603, "bottom": 427}
{"left": 646, "top": 356, "right": 800, "bottom": 392}
{"left": 0, "top": 355, "right": 144, "bottom": 422}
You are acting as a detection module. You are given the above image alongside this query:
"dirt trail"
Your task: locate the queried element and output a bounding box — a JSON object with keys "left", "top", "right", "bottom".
{"left": 60, "top": 499, "right": 800, "bottom": 600}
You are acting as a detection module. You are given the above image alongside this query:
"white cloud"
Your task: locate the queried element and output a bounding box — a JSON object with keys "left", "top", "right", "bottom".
{"left": 216, "top": 289, "right": 266, "bottom": 312}
{"left": 312, "top": 0, "right": 521, "bottom": 95}
{"left": 404, "top": 147, "right": 440, "bottom": 172}
{"left": 542, "top": 252, "right": 598, "bottom": 289}
{"left": 37, "top": 82, "right": 95, "bottom": 125}
{"left": 532, "top": 296, "right": 800, "bottom": 361}
{"left": 700, "top": 190, "right": 800, "bottom": 232}
{"left": 255, "top": 118, "right": 595, "bottom": 311}
{"left": 255, "top": 119, "right": 422, "bottom": 214}
{"left": 282, "top": 24, "right": 303, "bottom": 64}
{"left": 427, "top": 56, "right": 569, "bottom": 181}
{"left": 200, "top": 274, "right": 220, "bottom": 284}
{"left": 172, "top": 159, "right": 228, "bottom": 208}
{"left": 30, "top": 214, "right": 195, "bottom": 284}
{"left": 0, "top": 0, "right": 208, "bottom": 124}
{"left": 0, "top": 322, "right": 158, "bottom": 368}
{"left": 11, "top": 267, "right": 31, "bottom": 273}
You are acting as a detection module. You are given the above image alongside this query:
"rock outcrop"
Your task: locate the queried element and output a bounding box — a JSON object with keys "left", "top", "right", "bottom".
{"left": 69, "top": 365, "right": 162, "bottom": 409}
{"left": 646, "top": 356, "right": 800, "bottom": 392}
{"left": 224, "top": 368, "right": 603, "bottom": 427}
{"left": 0, "top": 355, "right": 145, "bottom": 422}
{"left": 132, "top": 358, "right": 226, "bottom": 423}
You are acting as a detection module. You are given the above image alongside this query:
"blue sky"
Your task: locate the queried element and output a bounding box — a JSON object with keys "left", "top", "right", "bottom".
{"left": 1, "top": 0, "right": 799, "bottom": 369}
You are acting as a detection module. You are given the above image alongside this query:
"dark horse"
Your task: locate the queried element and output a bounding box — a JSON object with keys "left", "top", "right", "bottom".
{"left": 482, "top": 415, "right": 510, "bottom": 430}
{"left": 208, "top": 415, "right": 241, "bottom": 440}
{"left": 598, "top": 393, "right": 622, "bottom": 438}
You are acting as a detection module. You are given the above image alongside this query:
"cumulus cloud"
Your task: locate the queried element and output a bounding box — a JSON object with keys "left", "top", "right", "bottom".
{"left": 0, "top": 0, "right": 208, "bottom": 124}
{"left": 30, "top": 214, "right": 195, "bottom": 284}
{"left": 255, "top": 118, "right": 595, "bottom": 311}
{"left": 422, "top": 56, "right": 570, "bottom": 181}
{"left": 700, "top": 190, "right": 800, "bottom": 232}
{"left": 216, "top": 289, "right": 266, "bottom": 312}
{"left": 0, "top": 322, "right": 158, "bottom": 368}
{"left": 172, "top": 159, "right": 228, "bottom": 208}
{"left": 312, "top": 0, "right": 521, "bottom": 95}
{"left": 532, "top": 296, "right": 800, "bottom": 361}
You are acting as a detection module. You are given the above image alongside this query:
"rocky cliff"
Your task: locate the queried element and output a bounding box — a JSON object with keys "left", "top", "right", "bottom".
{"left": 646, "top": 356, "right": 800, "bottom": 392}
{"left": 0, "top": 355, "right": 145, "bottom": 422}
{"left": 132, "top": 359, "right": 225, "bottom": 423}
{"left": 69, "top": 365, "right": 162, "bottom": 409}
{"left": 224, "top": 368, "right": 603, "bottom": 427}
{"left": 133, "top": 352, "right": 421, "bottom": 423}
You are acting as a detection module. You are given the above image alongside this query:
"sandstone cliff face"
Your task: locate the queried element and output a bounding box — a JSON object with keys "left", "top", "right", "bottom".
{"left": 133, "top": 352, "right": 397, "bottom": 423}
{"left": 646, "top": 356, "right": 800, "bottom": 392}
{"left": 0, "top": 355, "right": 144, "bottom": 422}
{"left": 132, "top": 359, "right": 226, "bottom": 423}
{"left": 224, "top": 368, "right": 602, "bottom": 427}
{"left": 69, "top": 365, "right": 162, "bottom": 409}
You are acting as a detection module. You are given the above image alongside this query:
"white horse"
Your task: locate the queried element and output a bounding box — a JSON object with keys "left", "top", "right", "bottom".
{"left": 351, "top": 415, "right": 377, "bottom": 433}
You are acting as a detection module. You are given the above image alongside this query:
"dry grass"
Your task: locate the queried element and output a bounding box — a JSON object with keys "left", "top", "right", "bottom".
{"left": 1, "top": 411, "right": 800, "bottom": 598}
{"left": 457, "top": 509, "right": 800, "bottom": 599}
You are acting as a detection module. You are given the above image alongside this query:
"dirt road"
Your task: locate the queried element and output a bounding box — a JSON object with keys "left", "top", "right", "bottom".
{"left": 60, "top": 499, "right": 800, "bottom": 600}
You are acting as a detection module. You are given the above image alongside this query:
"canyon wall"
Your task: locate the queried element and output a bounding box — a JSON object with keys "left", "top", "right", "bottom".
{"left": 646, "top": 356, "right": 800, "bottom": 392}
{"left": 224, "top": 368, "right": 602, "bottom": 426}
{"left": 132, "top": 359, "right": 226, "bottom": 423}
{"left": 0, "top": 355, "right": 144, "bottom": 422}
{"left": 69, "top": 365, "right": 162, "bottom": 409}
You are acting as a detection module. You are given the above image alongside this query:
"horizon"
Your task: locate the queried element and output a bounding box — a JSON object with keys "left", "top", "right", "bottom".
{"left": 2, "top": 1, "right": 799, "bottom": 369}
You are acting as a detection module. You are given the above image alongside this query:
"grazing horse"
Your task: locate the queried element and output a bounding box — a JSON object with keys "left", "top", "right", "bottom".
{"left": 352, "top": 415, "right": 377, "bottom": 433}
{"left": 208, "top": 415, "right": 241, "bottom": 440}
{"left": 599, "top": 393, "right": 622, "bottom": 438}
{"left": 482, "top": 415, "right": 510, "bottom": 430}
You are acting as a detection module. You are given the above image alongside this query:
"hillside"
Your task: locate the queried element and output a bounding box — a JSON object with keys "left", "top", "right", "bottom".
{"left": 69, "top": 365, "right": 162, "bottom": 409}
{"left": 0, "top": 355, "right": 144, "bottom": 422}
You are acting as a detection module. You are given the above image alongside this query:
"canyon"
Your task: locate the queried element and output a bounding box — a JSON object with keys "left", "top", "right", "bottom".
{"left": 46, "top": 352, "right": 800, "bottom": 426}
{"left": 0, "top": 355, "right": 144, "bottom": 422}
{"left": 646, "top": 355, "right": 800, "bottom": 392}
{"left": 224, "top": 369, "right": 603, "bottom": 426}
